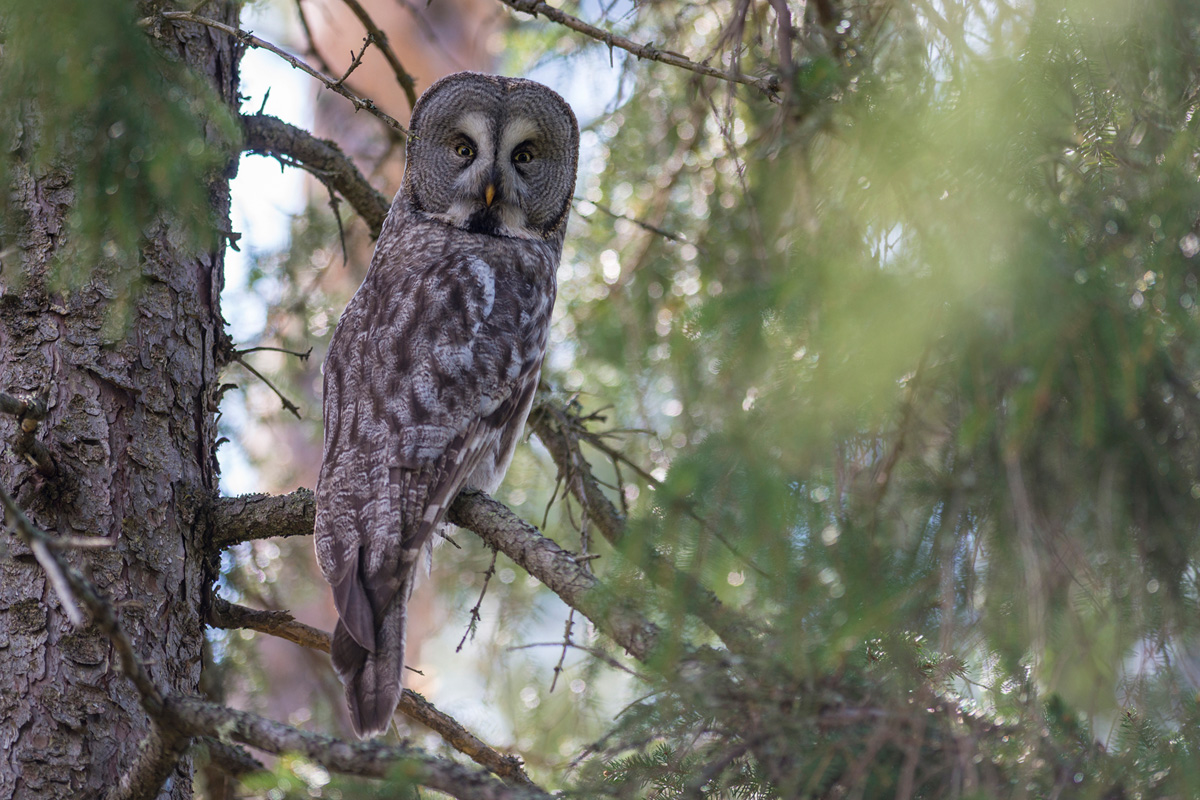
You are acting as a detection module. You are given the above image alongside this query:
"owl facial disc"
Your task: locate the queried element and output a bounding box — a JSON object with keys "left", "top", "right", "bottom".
{"left": 403, "top": 73, "right": 579, "bottom": 241}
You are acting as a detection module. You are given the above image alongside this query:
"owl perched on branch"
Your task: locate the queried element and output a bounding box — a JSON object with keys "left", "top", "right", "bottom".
{"left": 315, "top": 72, "right": 579, "bottom": 737}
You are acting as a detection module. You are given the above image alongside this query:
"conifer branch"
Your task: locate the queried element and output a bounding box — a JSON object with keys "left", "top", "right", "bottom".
{"left": 166, "top": 695, "right": 553, "bottom": 799}
{"left": 208, "top": 595, "right": 540, "bottom": 787}
{"left": 527, "top": 402, "right": 762, "bottom": 656}
{"left": 143, "top": 11, "right": 409, "bottom": 135}
{"left": 498, "top": 0, "right": 782, "bottom": 101}
{"left": 210, "top": 487, "right": 668, "bottom": 662}
{"left": 241, "top": 113, "right": 391, "bottom": 237}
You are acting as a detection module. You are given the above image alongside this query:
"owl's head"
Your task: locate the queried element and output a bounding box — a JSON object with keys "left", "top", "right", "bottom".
{"left": 402, "top": 72, "right": 580, "bottom": 241}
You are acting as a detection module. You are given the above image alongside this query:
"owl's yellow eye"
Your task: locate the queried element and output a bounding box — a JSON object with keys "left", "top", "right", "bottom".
{"left": 513, "top": 150, "right": 533, "bottom": 164}
{"left": 455, "top": 144, "right": 475, "bottom": 158}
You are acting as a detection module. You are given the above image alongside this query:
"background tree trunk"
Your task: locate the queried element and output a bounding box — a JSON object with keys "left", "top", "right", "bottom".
{"left": 0, "top": 7, "right": 240, "bottom": 798}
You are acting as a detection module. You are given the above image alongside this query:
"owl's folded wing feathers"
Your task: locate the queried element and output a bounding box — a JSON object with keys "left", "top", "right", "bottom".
{"left": 315, "top": 249, "right": 544, "bottom": 655}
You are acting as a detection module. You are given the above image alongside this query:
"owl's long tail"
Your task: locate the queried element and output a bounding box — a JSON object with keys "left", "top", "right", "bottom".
{"left": 331, "top": 586, "right": 409, "bottom": 739}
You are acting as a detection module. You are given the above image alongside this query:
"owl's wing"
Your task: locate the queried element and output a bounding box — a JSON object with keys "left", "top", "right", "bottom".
{"left": 315, "top": 250, "right": 545, "bottom": 655}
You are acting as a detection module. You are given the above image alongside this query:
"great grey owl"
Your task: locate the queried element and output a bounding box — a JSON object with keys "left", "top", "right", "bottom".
{"left": 315, "top": 72, "right": 579, "bottom": 737}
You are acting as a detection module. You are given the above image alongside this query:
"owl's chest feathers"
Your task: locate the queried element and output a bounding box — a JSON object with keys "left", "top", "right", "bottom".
{"left": 365, "top": 215, "right": 559, "bottom": 329}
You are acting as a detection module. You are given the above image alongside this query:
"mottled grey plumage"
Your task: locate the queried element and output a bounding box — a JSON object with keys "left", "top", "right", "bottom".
{"left": 315, "top": 72, "right": 579, "bottom": 738}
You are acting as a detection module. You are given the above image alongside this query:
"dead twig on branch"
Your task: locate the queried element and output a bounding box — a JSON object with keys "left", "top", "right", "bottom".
{"left": 235, "top": 344, "right": 313, "bottom": 360}
{"left": 232, "top": 353, "right": 303, "bottom": 419}
{"left": 0, "top": 390, "right": 56, "bottom": 476}
{"left": 457, "top": 546, "right": 499, "bottom": 652}
{"left": 335, "top": 32, "right": 374, "bottom": 88}
{"left": 498, "top": 0, "right": 781, "bottom": 102}
{"left": 241, "top": 113, "right": 392, "bottom": 237}
{"left": 142, "top": 11, "right": 410, "bottom": 135}
{"left": 339, "top": 0, "right": 419, "bottom": 108}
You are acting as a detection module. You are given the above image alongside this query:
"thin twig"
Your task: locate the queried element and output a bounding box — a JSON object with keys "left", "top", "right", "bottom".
{"left": 234, "top": 345, "right": 313, "bottom": 360}
{"left": 549, "top": 610, "right": 575, "bottom": 692}
{"left": 233, "top": 354, "right": 302, "bottom": 419}
{"left": 509, "top": 641, "right": 646, "bottom": 680}
{"left": 575, "top": 199, "right": 689, "bottom": 243}
{"left": 334, "top": 33, "right": 373, "bottom": 87}
{"left": 144, "top": 11, "right": 409, "bottom": 135}
{"left": 0, "top": 485, "right": 81, "bottom": 623}
{"left": 339, "top": 0, "right": 419, "bottom": 108}
{"left": 498, "top": 0, "right": 781, "bottom": 101}
{"left": 457, "top": 547, "right": 499, "bottom": 652}
{"left": 326, "top": 182, "right": 349, "bottom": 265}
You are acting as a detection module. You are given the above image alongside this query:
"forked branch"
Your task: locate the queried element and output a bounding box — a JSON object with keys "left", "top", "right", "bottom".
{"left": 141, "top": 11, "right": 409, "bottom": 135}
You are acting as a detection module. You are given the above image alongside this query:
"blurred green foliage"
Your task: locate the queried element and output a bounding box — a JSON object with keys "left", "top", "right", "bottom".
{"left": 504, "top": 0, "right": 1200, "bottom": 795}
{"left": 0, "top": 0, "right": 238, "bottom": 293}
{"left": 41, "top": 0, "right": 1195, "bottom": 796}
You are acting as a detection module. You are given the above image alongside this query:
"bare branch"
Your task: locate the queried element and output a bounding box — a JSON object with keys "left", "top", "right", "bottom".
{"left": 29, "top": 539, "right": 83, "bottom": 625}
{"left": 212, "top": 487, "right": 669, "bottom": 662}
{"left": 398, "top": 688, "right": 540, "bottom": 789}
{"left": 208, "top": 596, "right": 539, "bottom": 787}
{"left": 144, "top": 11, "right": 410, "bottom": 135}
{"left": 165, "top": 695, "right": 554, "bottom": 800}
{"left": 210, "top": 488, "right": 317, "bottom": 550}
{"left": 575, "top": 198, "right": 689, "bottom": 244}
{"left": 335, "top": 32, "right": 374, "bottom": 88}
{"left": 447, "top": 489, "right": 664, "bottom": 662}
{"left": 498, "top": 0, "right": 781, "bottom": 101}
{"left": 339, "top": 0, "right": 419, "bottom": 108}
{"left": 233, "top": 353, "right": 303, "bottom": 419}
{"left": 235, "top": 344, "right": 313, "bottom": 360}
{"left": 241, "top": 113, "right": 391, "bottom": 237}
{"left": 209, "top": 595, "right": 331, "bottom": 652}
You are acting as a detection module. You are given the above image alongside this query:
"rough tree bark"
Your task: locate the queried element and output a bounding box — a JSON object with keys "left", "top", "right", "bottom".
{"left": 0, "top": 5, "right": 241, "bottom": 798}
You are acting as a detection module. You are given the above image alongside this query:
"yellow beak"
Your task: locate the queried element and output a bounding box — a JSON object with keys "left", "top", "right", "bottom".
{"left": 484, "top": 184, "right": 496, "bottom": 207}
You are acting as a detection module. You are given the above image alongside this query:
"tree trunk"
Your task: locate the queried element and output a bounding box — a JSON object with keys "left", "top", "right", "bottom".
{"left": 0, "top": 6, "right": 240, "bottom": 799}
